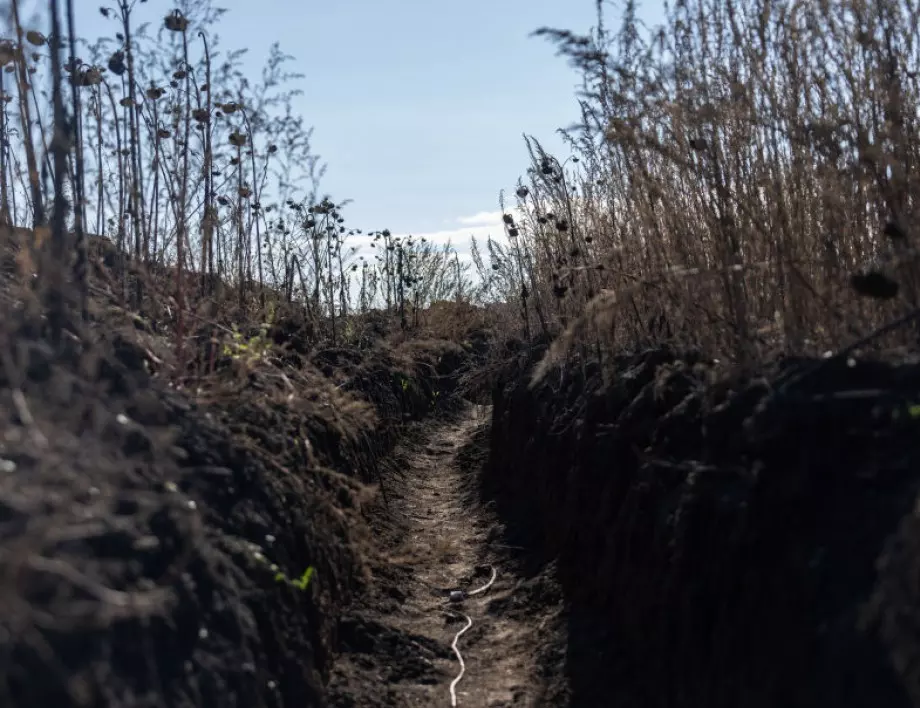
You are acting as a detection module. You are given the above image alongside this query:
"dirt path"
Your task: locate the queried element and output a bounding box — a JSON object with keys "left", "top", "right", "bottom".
{"left": 328, "top": 403, "right": 567, "bottom": 708}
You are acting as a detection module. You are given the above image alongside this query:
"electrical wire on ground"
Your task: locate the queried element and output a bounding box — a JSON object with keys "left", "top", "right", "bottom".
{"left": 443, "top": 565, "right": 497, "bottom": 707}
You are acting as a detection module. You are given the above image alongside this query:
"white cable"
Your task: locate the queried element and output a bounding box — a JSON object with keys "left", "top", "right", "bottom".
{"left": 444, "top": 565, "right": 497, "bottom": 706}
{"left": 467, "top": 566, "right": 497, "bottom": 596}
{"left": 447, "top": 611, "right": 473, "bottom": 707}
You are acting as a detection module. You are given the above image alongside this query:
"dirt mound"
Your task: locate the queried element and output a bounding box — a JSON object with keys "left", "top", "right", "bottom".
{"left": 0, "top": 300, "right": 469, "bottom": 707}
{"left": 485, "top": 345, "right": 920, "bottom": 707}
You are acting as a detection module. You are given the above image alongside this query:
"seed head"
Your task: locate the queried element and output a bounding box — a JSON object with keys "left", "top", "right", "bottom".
{"left": 74, "top": 66, "right": 103, "bottom": 87}
{"left": 0, "top": 42, "right": 16, "bottom": 67}
{"left": 25, "top": 31, "right": 46, "bottom": 47}
{"left": 108, "top": 50, "right": 126, "bottom": 76}
{"left": 164, "top": 11, "right": 189, "bottom": 33}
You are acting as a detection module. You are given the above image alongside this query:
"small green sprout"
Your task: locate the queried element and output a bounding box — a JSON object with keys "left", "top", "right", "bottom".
{"left": 250, "top": 540, "right": 314, "bottom": 592}
{"left": 274, "top": 566, "right": 314, "bottom": 591}
{"left": 222, "top": 307, "right": 276, "bottom": 367}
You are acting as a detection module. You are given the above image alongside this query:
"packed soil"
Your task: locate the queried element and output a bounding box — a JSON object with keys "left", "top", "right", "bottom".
{"left": 0, "top": 282, "right": 476, "bottom": 707}
{"left": 7, "top": 241, "right": 920, "bottom": 707}
{"left": 484, "top": 344, "right": 920, "bottom": 708}
{"left": 327, "top": 402, "right": 568, "bottom": 708}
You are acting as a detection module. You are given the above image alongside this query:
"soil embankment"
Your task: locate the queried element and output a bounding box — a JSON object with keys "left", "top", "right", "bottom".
{"left": 483, "top": 345, "right": 920, "bottom": 707}
{"left": 9, "top": 281, "right": 920, "bottom": 708}
{"left": 0, "top": 301, "right": 472, "bottom": 707}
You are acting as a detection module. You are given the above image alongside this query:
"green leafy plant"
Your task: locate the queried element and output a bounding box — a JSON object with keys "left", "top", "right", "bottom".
{"left": 251, "top": 545, "right": 315, "bottom": 592}
{"left": 222, "top": 305, "right": 275, "bottom": 367}
{"left": 275, "top": 566, "right": 314, "bottom": 592}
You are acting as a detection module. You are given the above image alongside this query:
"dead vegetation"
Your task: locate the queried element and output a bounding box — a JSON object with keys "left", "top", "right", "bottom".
{"left": 471, "top": 3, "right": 920, "bottom": 706}
{"left": 472, "top": 0, "right": 920, "bottom": 371}
{"left": 8, "top": 0, "right": 920, "bottom": 706}
{"left": 0, "top": 2, "right": 491, "bottom": 707}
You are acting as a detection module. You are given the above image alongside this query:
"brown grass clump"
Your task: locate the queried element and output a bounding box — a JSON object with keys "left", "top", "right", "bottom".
{"left": 472, "top": 0, "right": 920, "bottom": 373}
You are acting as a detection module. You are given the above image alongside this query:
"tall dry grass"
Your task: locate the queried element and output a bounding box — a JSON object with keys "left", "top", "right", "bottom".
{"left": 0, "top": 0, "right": 475, "bottom": 366}
{"left": 475, "top": 0, "right": 920, "bottom": 372}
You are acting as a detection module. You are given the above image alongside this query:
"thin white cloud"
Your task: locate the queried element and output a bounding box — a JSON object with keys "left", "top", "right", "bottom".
{"left": 348, "top": 208, "right": 525, "bottom": 265}
{"left": 457, "top": 210, "right": 504, "bottom": 226}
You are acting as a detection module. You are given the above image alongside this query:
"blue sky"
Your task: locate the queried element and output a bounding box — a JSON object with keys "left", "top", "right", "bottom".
{"left": 71, "top": 0, "right": 662, "bottom": 259}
